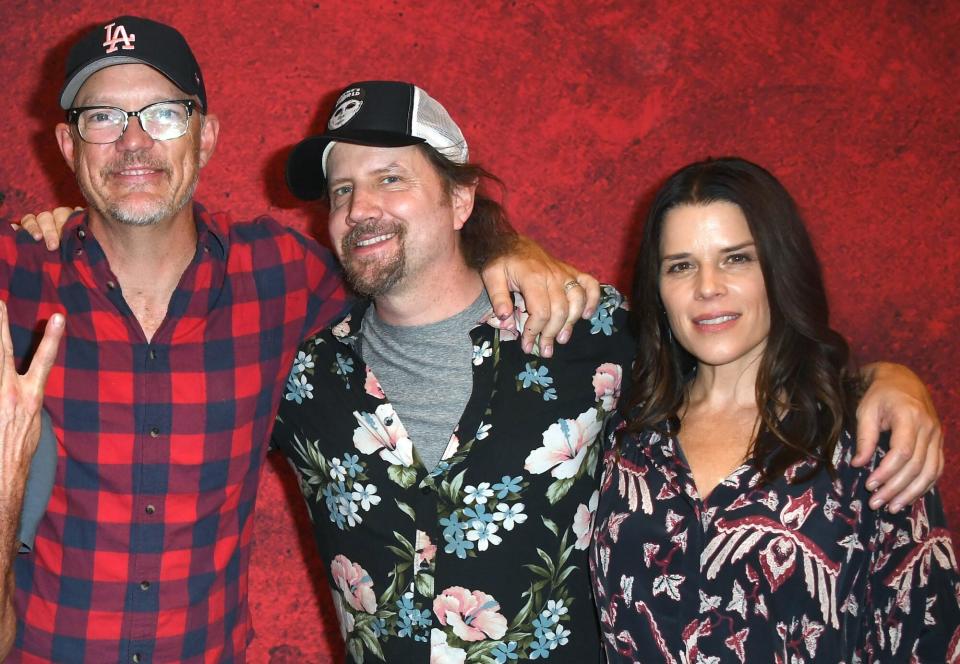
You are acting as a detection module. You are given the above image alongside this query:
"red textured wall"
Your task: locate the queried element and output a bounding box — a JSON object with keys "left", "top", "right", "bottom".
{"left": 1, "top": 2, "right": 957, "bottom": 662}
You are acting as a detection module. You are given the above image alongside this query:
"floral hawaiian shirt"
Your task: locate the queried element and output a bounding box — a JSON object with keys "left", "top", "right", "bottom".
{"left": 590, "top": 418, "right": 960, "bottom": 663}
{"left": 272, "top": 287, "right": 634, "bottom": 663}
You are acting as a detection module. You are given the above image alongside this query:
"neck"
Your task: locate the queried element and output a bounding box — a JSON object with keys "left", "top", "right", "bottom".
{"left": 686, "top": 352, "right": 763, "bottom": 413}
{"left": 88, "top": 204, "right": 198, "bottom": 279}
{"left": 373, "top": 260, "right": 484, "bottom": 327}
{"left": 86, "top": 203, "right": 199, "bottom": 342}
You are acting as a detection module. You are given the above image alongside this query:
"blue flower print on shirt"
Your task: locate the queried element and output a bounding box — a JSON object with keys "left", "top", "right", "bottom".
{"left": 517, "top": 363, "right": 553, "bottom": 389}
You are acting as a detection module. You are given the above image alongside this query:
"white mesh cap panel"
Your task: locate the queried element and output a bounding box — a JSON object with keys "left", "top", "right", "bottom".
{"left": 411, "top": 86, "right": 469, "bottom": 163}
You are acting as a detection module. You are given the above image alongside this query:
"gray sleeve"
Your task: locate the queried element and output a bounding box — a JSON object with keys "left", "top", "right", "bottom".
{"left": 17, "top": 410, "right": 56, "bottom": 552}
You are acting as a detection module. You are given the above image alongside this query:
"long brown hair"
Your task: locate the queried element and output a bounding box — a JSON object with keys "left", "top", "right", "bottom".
{"left": 417, "top": 144, "right": 518, "bottom": 270}
{"left": 620, "top": 157, "right": 861, "bottom": 482}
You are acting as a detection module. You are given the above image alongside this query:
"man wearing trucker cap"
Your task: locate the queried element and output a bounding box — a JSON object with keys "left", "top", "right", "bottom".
{"left": 10, "top": 15, "right": 942, "bottom": 664}
{"left": 6, "top": 15, "right": 609, "bottom": 664}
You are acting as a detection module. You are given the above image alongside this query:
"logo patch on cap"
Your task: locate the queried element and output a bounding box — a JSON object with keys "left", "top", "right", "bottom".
{"left": 102, "top": 22, "right": 136, "bottom": 54}
{"left": 328, "top": 87, "right": 364, "bottom": 130}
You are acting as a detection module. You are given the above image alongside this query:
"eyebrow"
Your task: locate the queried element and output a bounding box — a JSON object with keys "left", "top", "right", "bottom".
{"left": 328, "top": 162, "right": 406, "bottom": 188}
{"left": 661, "top": 241, "right": 756, "bottom": 261}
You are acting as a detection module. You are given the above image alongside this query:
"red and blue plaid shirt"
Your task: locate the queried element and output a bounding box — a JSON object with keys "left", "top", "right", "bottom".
{"left": 3, "top": 204, "right": 349, "bottom": 664}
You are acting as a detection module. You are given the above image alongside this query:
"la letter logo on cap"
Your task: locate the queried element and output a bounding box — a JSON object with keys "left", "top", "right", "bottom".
{"left": 103, "top": 22, "right": 136, "bottom": 53}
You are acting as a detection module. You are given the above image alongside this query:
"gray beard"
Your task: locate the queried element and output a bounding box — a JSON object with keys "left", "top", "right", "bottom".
{"left": 104, "top": 170, "right": 199, "bottom": 227}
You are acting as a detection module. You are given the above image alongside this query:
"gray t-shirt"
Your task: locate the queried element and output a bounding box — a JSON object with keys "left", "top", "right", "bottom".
{"left": 359, "top": 294, "right": 490, "bottom": 470}
{"left": 19, "top": 410, "right": 56, "bottom": 551}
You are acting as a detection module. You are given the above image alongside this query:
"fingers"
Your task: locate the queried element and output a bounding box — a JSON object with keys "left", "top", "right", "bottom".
{"left": 864, "top": 414, "right": 940, "bottom": 510}
{"left": 17, "top": 207, "right": 78, "bottom": 251}
{"left": 0, "top": 302, "right": 13, "bottom": 382}
{"left": 577, "top": 273, "right": 601, "bottom": 320}
{"left": 882, "top": 436, "right": 943, "bottom": 513}
{"left": 852, "top": 402, "right": 881, "bottom": 467}
{"left": 483, "top": 267, "right": 516, "bottom": 325}
{"left": 556, "top": 281, "right": 587, "bottom": 346}
{"left": 17, "top": 214, "right": 40, "bottom": 238}
{"left": 24, "top": 313, "right": 65, "bottom": 396}
{"left": 863, "top": 403, "right": 920, "bottom": 495}
{"left": 866, "top": 444, "right": 921, "bottom": 510}
{"left": 531, "top": 277, "right": 570, "bottom": 358}
{"left": 519, "top": 280, "right": 551, "bottom": 356}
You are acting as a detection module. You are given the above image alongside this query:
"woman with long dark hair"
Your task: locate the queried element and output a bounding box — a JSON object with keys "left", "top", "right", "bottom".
{"left": 589, "top": 157, "right": 960, "bottom": 663}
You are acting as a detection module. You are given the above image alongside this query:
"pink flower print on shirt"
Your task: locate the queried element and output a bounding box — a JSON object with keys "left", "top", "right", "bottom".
{"left": 572, "top": 490, "right": 600, "bottom": 549}
{"left": 433, "top": 586, "right": 508, "bottom": 642}
{"left": 592, "top": 363, "right": 623, "bottom": 412}
{"left": 364, "top": 366, "right": 385, "bottom": 399}
{"left": 352, "top": 404, "right": 414, "bottom": 467}
{"left": 331, "top": 554, "right": 376, "bottom": 614}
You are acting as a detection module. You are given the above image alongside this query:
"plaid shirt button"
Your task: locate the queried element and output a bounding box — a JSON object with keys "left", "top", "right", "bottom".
{"left": 145, "top": 504, "right": 156, "bottom": 515}
{"left": 140, "top": 581, "right": 150, "bottom": 591}
{"left": 149, "top": 427, "right": 160, "bottom": 438}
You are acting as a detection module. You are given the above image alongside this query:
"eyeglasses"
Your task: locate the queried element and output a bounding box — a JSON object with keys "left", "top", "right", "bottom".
{"left": 66, "top": 99, "right": 198, "bottom": 144}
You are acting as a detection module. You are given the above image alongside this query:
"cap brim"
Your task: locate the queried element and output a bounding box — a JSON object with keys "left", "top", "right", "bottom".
{"left": 285, "top": 131, "right": 426, "bottom": 201}
{"left": 59, "top": 56, "right": 200, "bottom": 110}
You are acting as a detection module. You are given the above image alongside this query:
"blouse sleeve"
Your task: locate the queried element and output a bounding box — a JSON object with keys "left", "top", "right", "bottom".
{"left": 865, "top": 485, "right": 960, "bottom": 662}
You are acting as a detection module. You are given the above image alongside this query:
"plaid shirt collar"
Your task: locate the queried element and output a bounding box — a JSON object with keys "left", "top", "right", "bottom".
{"left": 60, "top": 202, "right": 230, "bottom": 264}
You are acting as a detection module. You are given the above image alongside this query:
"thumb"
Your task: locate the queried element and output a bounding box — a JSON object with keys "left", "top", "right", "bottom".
{"left": 853, "top": 402, "right": 882, "bottom": 467}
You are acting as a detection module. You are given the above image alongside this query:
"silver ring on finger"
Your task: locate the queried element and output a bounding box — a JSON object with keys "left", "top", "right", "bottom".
{"left": 563, "top": 280, "right": 581, "bottom": 292}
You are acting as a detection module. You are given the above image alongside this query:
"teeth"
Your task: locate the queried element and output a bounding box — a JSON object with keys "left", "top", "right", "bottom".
{"left": 121, "top": 169, "right": 153, "bottom": 176}
{"left": 699, "top": 315, "right": 737, "bottom": 325}
{"left": 355, "top": 233, "right": 395, "bottom": 247}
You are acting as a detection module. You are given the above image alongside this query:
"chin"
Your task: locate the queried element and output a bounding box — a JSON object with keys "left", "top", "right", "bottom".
{"left": 109, "top": 201, "right": 171, "bottom": 226}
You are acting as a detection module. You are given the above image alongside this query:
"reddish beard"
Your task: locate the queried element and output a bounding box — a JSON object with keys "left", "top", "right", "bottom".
{"left": 340, "top": 221, "right": 407, "bottom": 297}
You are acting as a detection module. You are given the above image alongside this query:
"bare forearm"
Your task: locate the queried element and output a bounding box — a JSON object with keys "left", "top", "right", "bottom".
{"left": 0, "top": 568, "right": 16, "bottom": 660}
{"left": 0, "top": 498, "right": 23, "bottom": 659}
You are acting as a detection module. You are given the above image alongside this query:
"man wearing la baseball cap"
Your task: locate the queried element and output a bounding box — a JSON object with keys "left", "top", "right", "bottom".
{"left": 275, "top": 79, "right": 635, "bottom": 663}
{"left": 7, "top": 15, "right": 354, "bottom": 664}
{"left": 10, "top": 17, "right": 605, "bottom": 664}
{"left": 59, "top": 15, "right": 207, "bottom": 112}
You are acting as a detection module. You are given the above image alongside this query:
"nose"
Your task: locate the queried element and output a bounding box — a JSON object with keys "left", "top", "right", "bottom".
{"left": 346, "top": 185, "right": 382, "bottom": 225}
{"left": 114, "top": 116, "right": 156, "bottom": 152}
{"left": 694, "top": 264, "right": 726, "bottom": 300}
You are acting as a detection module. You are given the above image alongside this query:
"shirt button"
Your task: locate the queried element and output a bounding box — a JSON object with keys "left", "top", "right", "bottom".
{"left": 106, "top": 280, "right": 117, "bottom": 290}
{"left": 145, "top": 504, "right": 156, "bottom": 515}
{"left": 77, "top": 228, "right": 86, "bottom": 239}
{"left": 148, "top": 349, "right": 157, "bottom": 360}
{"left": 149, "top": 427, "right": 160, "bottom": 438}
{"left": 140, "top": 581, "right": 151, "bottom": 591}
{"left": 132, "top": 655, "right": 141, "bottom": 663}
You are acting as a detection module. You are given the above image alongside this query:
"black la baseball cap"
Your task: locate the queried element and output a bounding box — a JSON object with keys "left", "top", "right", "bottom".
{"left": 60, "top": 16, "right": 207, "bottom": 112}
{"left": 286, "top": 81, "right": 468, "bottom": 201}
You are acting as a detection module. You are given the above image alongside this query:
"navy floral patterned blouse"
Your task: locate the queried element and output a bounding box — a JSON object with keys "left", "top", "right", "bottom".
{"left": 589, "top": 419, "right": 960, "bottom": 663}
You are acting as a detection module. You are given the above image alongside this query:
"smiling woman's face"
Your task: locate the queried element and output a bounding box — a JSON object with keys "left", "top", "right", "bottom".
{"left": 658, "top": 201, "right": 770, "bottom": 372}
